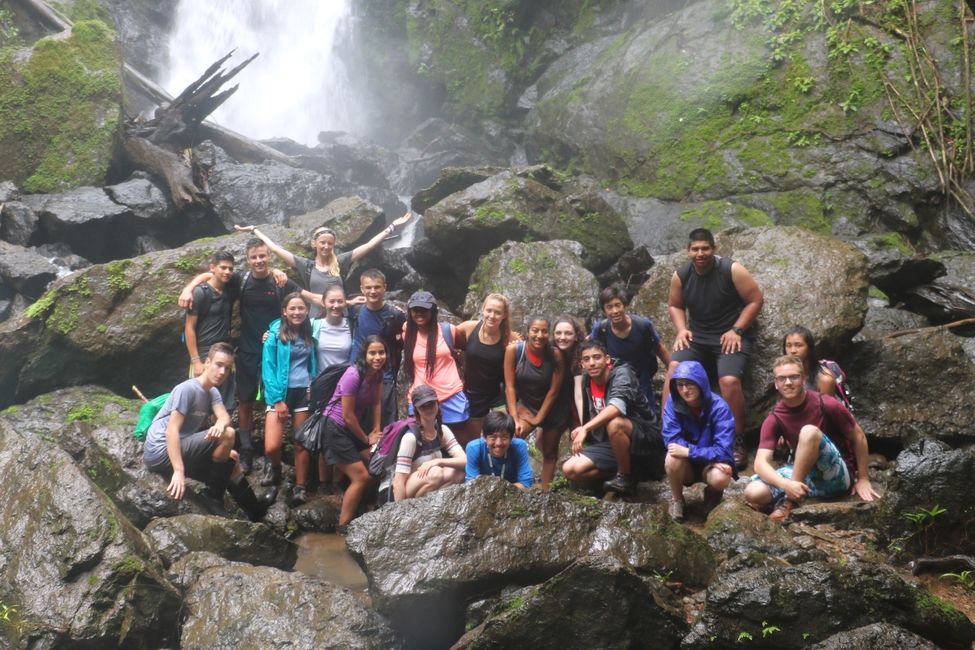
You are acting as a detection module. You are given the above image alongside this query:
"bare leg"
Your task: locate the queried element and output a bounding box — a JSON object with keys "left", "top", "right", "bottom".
{"left": 263, "top": 412, "right": 284, "bottom": 466}
{"left": 607, "top": 417, "right": 633, "bottom": 476}
{"left": 291, "top": 411, "right": 310, "bottom": 486}
{"left": 661, "top": 360, "right": 680, "bottom": 417}
{"left": 664, "top": 453, "right": 694, "bottom": 502}
{"left": 718, "top": 375, "right": 746, "bottom": 435}
{"left": 789, "top": 425, "right": 823, "bottom": 486}
{"left": 540, "top": 427, "right": 563, "bottom": 488}
{"left": 337, "top": 461, "right": 372, "bottom": 526}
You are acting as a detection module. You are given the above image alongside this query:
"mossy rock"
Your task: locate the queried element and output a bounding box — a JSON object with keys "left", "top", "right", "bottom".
{"left": 0, "top": 20, "right": 122, "bottom": 193}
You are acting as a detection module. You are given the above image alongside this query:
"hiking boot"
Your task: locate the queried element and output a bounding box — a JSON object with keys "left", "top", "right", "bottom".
{"left": 769, "top": 497, "right": 799, "bottom": 523}
{"left": 203, "top": 459, "right": 234, "bottom": 517}
{"left": 260, "top": 462, "right": 281, "bottom": 487}
{"left": 602, "top": 473, "right": 635, "bottom": 496}
{"left": 668, "top": 498, "right": 685, "bottom": 522}
{"left": 238, "top": 448, "right": 253, "bottom": 475}
{"left": 227, "top": 475, "right": 277, "bottom": 522}
{"left": 335, "top": 523, "right": 349, "bottom": 536}
{"left": 732, "top": 437, "right": 748, "bottom": 471}
{"left": 290, "top": 484, "right": 308, "bottom": 507}
{"left": 703, "top": 487, "right": 723, "bottom": 512}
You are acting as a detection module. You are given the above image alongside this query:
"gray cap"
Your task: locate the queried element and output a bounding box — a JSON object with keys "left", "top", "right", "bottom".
{"left": 411, "top": 384, "right": 438, "bottom": 408}
{"left": 408, "top": 291, "right": 436, "bottom": 310}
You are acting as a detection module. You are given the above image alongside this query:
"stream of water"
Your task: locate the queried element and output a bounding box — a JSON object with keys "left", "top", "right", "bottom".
{"left": 162, "top": 0, "right": 360, "bottom": 145}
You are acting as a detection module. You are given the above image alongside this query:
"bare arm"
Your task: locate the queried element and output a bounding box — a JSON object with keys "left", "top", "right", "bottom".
{"left": 730, "top": 262, "right": 763, "bottom": 331}
{"left": 184, "top": 313, "right": 203, "bottom": 375}
{"left": 532, "top": 349, "right": 564, "bottom": 425}
{"left": 454, "top": 320, "right": 478, "bottom": 350}
{"left": 817, "top": 367, "right": 838, "bottom": 397}
{"left": 754, "top": 447, "right": 809, "bottom": 501}
{"left": 656, "top": 340, "right": 672, "bottom": 370}
{"left": 667, "top": 272, "right": 692, "bottom": 351}
{"left": 236, "top": 225, "right": 297, "bottom": 269}
{"left": 570, "top": 403, "right": 622, "bottom": 454}
{"left": 341, "top": 394, "right": 370, "bottom": 445}
{"left": 849, "top": 423, "right": 879, "bottom": 501}
{"left": 165, "top": 411, "right": 187, "bottom": 500}
{"left": 502, "top": 344, "right": 520, "bottom": 433}
{"left": 178, "top": 272, "right": 211, "bottom": 309}
{"left": 392, "top": 471, "right": 409, "bottom": 502}
{"left": 349, "top": 211, "right": 413, "bottom": 263}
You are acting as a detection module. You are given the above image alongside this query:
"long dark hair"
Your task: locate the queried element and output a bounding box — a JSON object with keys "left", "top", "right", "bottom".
{"left": 552, "top": 314, "right": 584, "bottom": 374}
{"left": 403, "top": 302, "right": 441, "bottom": 382}
{"left": 278, "top": 292, "right": 313, "bottom": 345}
{"left": 782, "top": 325, "right": 817, "bottom": 376}
{"left": 523, "top": 314, "right": 554, "bottom": 364}
{"left": 357, "top": 334, "right": 388, "bottom": 378}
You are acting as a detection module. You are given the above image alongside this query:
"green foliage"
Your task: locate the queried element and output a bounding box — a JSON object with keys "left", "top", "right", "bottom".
{"left": 901, "top": 504, "right": 948, "bottom": 555}
{"left": 736, "top": 630, "right": 754, "bottom": 642}
{"left": 106, "top": 260, "right": 133, "bottom": 295}
{"left": 0, "top": 8, "right": 19, "bottom": 46}
{"left": 67, "top": 404, "right": 97, "bottom": 423}
{"left": 761, "top": 621, "right": 781, "bottom": 638}
{"left": 941, "top": 570, "right": 975, "bottom": 589}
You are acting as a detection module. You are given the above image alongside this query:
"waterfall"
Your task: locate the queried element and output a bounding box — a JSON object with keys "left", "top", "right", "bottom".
{"left": 161, "top": 0, "right": 360, "bottom": 145}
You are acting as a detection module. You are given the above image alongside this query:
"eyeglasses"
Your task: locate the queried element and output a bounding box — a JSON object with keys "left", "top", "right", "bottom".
{"left": 674, "top": 380, "right": 698, "bottom": 390}
{"left": 774, "top": 374, "right": 802, "bottom": 385}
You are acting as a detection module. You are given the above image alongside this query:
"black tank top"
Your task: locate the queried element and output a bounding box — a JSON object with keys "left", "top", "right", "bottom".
{"left": 515, "top": 343, "right": 555, "bottom": 411}
{"left": 463, "top": 321, "right": 506, "bottom": 401}
{"left": 677, "top": 256, "right": 744, "bottom": 343}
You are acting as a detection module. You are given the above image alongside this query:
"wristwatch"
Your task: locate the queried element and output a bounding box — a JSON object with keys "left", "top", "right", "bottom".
{"left": 732, "top": 326, "right": 745, "bottom": 336}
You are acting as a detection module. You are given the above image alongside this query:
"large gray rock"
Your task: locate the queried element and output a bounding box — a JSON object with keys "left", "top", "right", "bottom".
{"left": 462, "top": 240, "right": 599, "bottom": 324}
{"left": 878, "top": 438, "right": 975, "bottom": 556}
{"left": 411, "top": 166, "right": 506, "bottom": 214}
{"left": 0, "top": 408, "right": 179, "bottom": 648}
{"left": 423, "top": 167, "right": 632, "bottom": 288}
{"left": 289, "top": 195, "right": 387, "bottom": 248}
{"left": 179, "top": 560, "right": 400, "bottom": 649}
{"left": 853, "top": 303, "right": 929, "bottom": 341}
{"left": 682, "top": 557, "right": 975, "bottom": 649}
{"left": 631, "top": 227, "right": 869, "bottom": 423}
{"left": 0, "top": 241, "right": 59, "bottom": 299}
{"left": 704, "top": 499, "right": 826, "bottom": 565}
{"left": 808, "top": 623, "right": 940, "bottom": 649}
{"left": 144, "top": 514, "right": 297, "bottom": 569}
{"left": 453, "top": 556, "right": 687, "bottom": 650}
{"left": 346, "top": 478, "right": 714, "bottom": 646}
{"left": 0, "top": 200, "right": 39, "bottom": 246}
{"left": 843, "top": 329, "right": 975, "bottom": 442}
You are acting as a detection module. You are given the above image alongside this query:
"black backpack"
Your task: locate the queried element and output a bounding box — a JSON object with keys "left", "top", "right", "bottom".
{"left": 179, "top": 284, "right": 214, "bottom": 343}
{"left": 308, "top": 363, "right": 352, "bottom": 413}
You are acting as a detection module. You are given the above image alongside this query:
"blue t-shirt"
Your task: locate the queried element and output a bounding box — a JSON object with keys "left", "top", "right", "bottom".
{"left": 350, "top": 303, "right": 403, "bottom": 381}
{"left": 590, "top": 316, "right": 661, "bottom": 409}
{"left": 465, "top": 438, "right": 533, "bottom": 487}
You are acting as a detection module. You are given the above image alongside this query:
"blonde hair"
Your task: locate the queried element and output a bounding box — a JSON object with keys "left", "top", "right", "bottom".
{"left": 311, "top": 227, "right": 340, "bottom": 276}
{"left": 483, "top": 293, "right": 512, "bottom": 346}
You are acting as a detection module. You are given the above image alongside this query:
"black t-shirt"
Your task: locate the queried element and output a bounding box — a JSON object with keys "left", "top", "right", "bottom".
{"left": 235, "top": 271, "right": 300, "bottom": 354}
{"left": 189, "top": 284, "right": 233, "bottom": 356}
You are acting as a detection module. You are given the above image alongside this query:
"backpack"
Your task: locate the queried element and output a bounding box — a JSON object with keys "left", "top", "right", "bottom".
{"left": 308, "top": 362, "right": 352, "bottom": 413}
{"left": 367, "top": 418, "right": 419, "bottom": 480}
{"left": 592, "top": 316, "right": 660, "bottom": 376}
{"left": 818, "top": 359, "right": 853, "bottom": 411}
{"left": 133, "top": 393, "right": 170, "bottom": 441}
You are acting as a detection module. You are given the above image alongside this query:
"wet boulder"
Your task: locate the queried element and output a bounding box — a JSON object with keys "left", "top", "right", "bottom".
{"left": 682, "top": 557, "right": 975, "bottom": 649}
{"left": 144, "top": 514, "right": 297, "bottom": 569}
{"left": 704, "top": 499, "right": 826, "bottom": 564}
{"left": 808, "top": 623, "right": 940, "bottom": 649}
{"left": 842, "top": 329, "right": 975, "bottom": 443}
{"left": 878, "top": 438, "right": 975, "bottom": 556}
{"left": 179, "top": 560, "right": 400, "bottom": 649}
{"left": 423, "top": 167, "right": 632, "bottom": 288}
{"left": 453, "top": 556, "right": 687, "bottom": 650}
{"left": 0, "top": 241, "right": 59, "bottom": 299}
{"left": 631, "top": 226, "right": 869, "bottom": 422}
{"left": 853, "top": 302, "right": 929, "bottom": 341}
{"left": 411, "top": 166, "right": 506, "bottom": 214}
{"left": 462, "top": 240, "right": 599, "bottom": 324}
{"left": 1, "top": 200, "right": 39, "bottom": 246}
{"left": 0, "top": 410, "right": 179, "bottom": 648}
{"left": 346, "top": 478, "right": 714, "bottom": 646}
{"left": 289, "top": 195, "right": 386, "bottom": 247}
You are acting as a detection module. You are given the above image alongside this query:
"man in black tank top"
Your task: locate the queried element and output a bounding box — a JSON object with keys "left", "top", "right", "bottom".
{"left": 664, "top": 229, "right": 764, "bottom": 470}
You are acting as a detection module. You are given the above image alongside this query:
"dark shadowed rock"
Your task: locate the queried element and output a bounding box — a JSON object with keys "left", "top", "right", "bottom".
{"left": 808, "top": 622, "right": 940, "bottom": 649}
{"left": 411, "top": 166, "right": 506, "bottom": 214}
{"left": 452, "top": 556, "right": 687, "bottom": 650}
{"left": 596, "top": 244, "right": 654, "bottom": 292}
{"left": 682, "top": 556, "right": 975, "bottom": 649}
{"left": 1, "top": 200, "right": 39, "bottom": 246}
{"left": 902, "top": 283, "right": 975, "bottom": 322}
{"left": 393, "top": 119, "right": 506, "bottom": 196}
{"left": 289, "top": 195, "right": 386, "bottom": 246}
{"left": 180, "top": 560, "right": 400, "bottom": 650}
{"left": 0, "top": 241, "right": 59, "bottom": 299}
{"left": 346, "top": 478, "right": 713, "bottom": 646}
{"left": 865, "top": 250, "right": 945, "bottom": 298}
{"left": 144, "top": 514, "right": 297, "bottom": 569}
{"left": 104, "top": 175, "right": 171, "bottom": 221}
{"left": 843, "top": 330, "right": 975, "bottom": 442}
{"left": 0, "top": 411, "right": 179, "bottom": 648}
{"left": 878, "top": 438, "right": 975, "bottom": 556}
{"left": 23, "top": 186, "right": 131, "bottom": 261}
{"left": 631, "top": 227, "right": 868, "bottom": 423}
{"left": 462, "top": 240, "right": 599, "bottom": 323}
{"left": 290, "top": 497, "right": 342, "bottom": 533}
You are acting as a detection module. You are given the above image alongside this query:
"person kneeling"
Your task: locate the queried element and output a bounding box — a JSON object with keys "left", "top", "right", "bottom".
{"left": 392, "top": 385, "right": 467, "bottom": 501}
{"left": 663, "top": 361, "right": 735, "bottom": 522}
{"left": 743, "top": 355, "right": 879, "bottom": 523}
{"left": 561, "top": 340, "right": 660, "bottom": 496}
{"left": 465, "top": 412, "right": 533, "bottom": 489}
{"left": 142, "top": 343, "right": 275, "bottom": 521}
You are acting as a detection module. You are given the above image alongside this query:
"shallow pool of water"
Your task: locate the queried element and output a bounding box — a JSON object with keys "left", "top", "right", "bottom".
{"left": 293, "top": 533, "right": 370, "bottom": 601}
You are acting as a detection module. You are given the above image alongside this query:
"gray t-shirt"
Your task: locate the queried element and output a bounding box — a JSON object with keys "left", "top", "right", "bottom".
{"left": 315, "top": 318, "right": 352, "bottom": 369}
{"left": 293, "top": 252, "right": 352, "bottom": 318}
{"left": 143, "top": 378, "right": 222, "bottom": 464}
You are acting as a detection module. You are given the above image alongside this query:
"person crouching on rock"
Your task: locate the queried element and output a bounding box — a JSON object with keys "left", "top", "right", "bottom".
{"left": 391, "top": 384, "right": 467, "bottom": 501}
{"left": 744, "top": 355, "right": 879, "bottom": 523}
{"left": 321, "top": 335, "right": 387, "bottom": 533}
{"left": 465, "top": 411, "right": 533, "bottom": 489}
{"left": 142, "top": 342, "right": 275, "bottom": 521}
{"left": 662, "top": 360, "right": 736, "bottom": 522}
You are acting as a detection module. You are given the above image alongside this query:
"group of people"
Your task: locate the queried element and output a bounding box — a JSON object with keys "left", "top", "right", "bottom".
{"left": 141, "top": 222, "right": 879, "bottom": 530}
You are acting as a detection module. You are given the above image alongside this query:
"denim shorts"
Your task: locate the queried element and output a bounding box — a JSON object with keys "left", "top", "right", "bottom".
{"left": 750, "top": 433, "right": 851, "bottom": 501}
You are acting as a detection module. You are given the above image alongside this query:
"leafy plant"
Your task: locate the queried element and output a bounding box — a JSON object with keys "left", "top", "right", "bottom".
{"left": 941, "top": 570, "right": 975, "bottom": 590}
{"left": 903, "top": 504, "right": 947, "bottom": 555}
{"left": 736, "top": 630, "right": 754, "bottom": 642}
{"left": 761, "top": 621, "right": 781, "bottom": 638}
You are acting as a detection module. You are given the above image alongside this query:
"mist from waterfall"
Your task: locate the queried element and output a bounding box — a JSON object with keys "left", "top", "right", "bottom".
{"left": 161, "top": 0, "right": 360, "bottom": 145}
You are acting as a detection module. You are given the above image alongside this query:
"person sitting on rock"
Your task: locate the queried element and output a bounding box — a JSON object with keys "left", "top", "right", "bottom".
{"left": 142, "top": 342, "right": 275, "bottom": 521}
{"left": 561, "top": 340, "right": 661, "bottom": 495}
{"left": 662, "top": 360, "right": 735, "bottom": 522}
{"left": 391, "top": 384, "right": 467, "bottom": 501}
{"left": 465, "top": 411, "right": 534, "bottom": 489}
{"left": 744, "top": 355, "right": 880, "bottom": 522}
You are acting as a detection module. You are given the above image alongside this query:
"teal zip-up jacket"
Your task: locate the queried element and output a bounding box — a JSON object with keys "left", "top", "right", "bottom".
{"left": 262, "top": 318, "right": 318, "bottom": 406}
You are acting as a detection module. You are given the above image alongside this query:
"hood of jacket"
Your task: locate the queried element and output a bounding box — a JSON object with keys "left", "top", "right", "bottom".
{"left": 669, "top": 360, "right": 712, "bottom": 415}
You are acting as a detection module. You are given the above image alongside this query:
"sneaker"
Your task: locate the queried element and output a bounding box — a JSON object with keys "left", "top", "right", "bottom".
{"left": 769, "top": 498, "right": 798, "bottom": 523}
{"left": 602, "top": 473, "right": 635, "bottom": 496}
{"left": 290, "top": 485, "right": 307, "bottom": 506}
{"left": 238, "top": 448, "right": 253, "bottom": 475}
{"left": 668, "top": 498, "right": 685, "bottom": 522}
{"left": 733, "top": 437, "right": 748, "bottom": 471}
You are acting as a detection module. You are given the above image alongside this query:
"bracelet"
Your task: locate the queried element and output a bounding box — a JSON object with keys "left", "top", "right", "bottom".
{"left": 385, "top": 224, "right": 395, "bottom": 235}
{"left": 190, "top": 356, "right": 200, "bottom": 362}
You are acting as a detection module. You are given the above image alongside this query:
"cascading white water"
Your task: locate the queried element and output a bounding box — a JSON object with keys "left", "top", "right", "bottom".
{"left": 161, "top": 0, "right": 360, "bottom": 145}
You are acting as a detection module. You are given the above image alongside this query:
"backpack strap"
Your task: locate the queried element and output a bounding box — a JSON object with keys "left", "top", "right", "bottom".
{"left": 440, "top": 321, "right": 455, "bottom": 355}
{"left": 195, "top": 284, "right": 214, "bottom": 320}
{"left": 516, "top": 340, "right": 526, "bottom": 365}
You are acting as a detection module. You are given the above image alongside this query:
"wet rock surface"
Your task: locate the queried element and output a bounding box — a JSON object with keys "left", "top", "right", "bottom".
{"left": 145, "top": 514, "right": 297, "bottom": 569}
{"left": 807, "top": 623, "right": 940, "bottom": 650}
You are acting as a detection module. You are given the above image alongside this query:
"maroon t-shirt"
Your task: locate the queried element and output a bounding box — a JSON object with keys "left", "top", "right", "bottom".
{"left": 759, "top": 390, "right": 858, "bottom": 477}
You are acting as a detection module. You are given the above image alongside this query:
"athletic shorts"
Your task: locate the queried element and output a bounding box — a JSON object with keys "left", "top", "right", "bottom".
{"left": 517, "top": 400, "right": 568, "bottom": 430}
{"left": 749, "top": 433, "right": 851, "bottom": 501}
{"left": 266, "top": 387, "right": 309, "bottom": 413}
{"left": 689, "top": 460, "right": 734, "bottom": 484}
{"left": 581, "top": 417, "right": 660, "bottom": 475}
{"left": 466, "top": 388, "right": 506, "bottom": 419}
{"left": 322, "top": 417, "right": 369, "bottom": 466}
{"left": 407, "top": 389, "right": 470, "bottom": 424}
{"left": 671, "top": 338, "right": 751, "bottom": 380}
{"left": 235, "top": 351, "right": 261, "bottom": 402}
{"left": 144, "top": 430, "right": 217, "bottom": 481}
